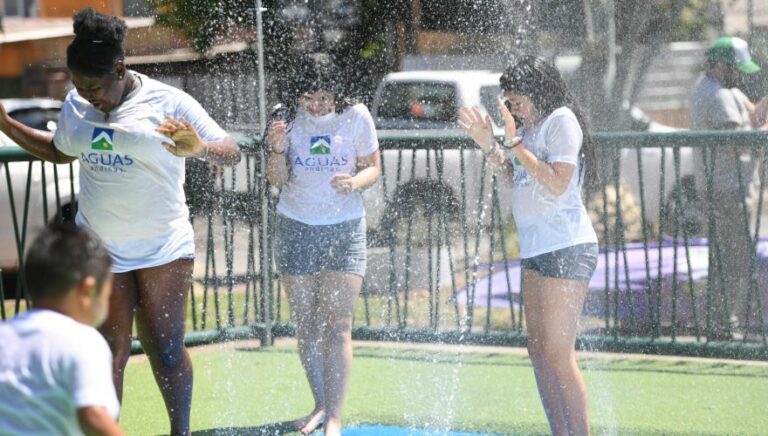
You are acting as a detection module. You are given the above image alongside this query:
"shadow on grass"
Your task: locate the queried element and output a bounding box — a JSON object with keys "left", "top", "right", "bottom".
{"left": 192, "top": 420, "right": 298, "bottom": 435}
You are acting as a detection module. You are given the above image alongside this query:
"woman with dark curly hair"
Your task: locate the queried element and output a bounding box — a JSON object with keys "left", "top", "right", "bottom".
{"left": 0, "top": 8, "right": 241, "bottom": 435}
{"left": 460, "top": 55, "right": 598, "bottom": 436}
{"left": 266, "top": 57, "right": 381, "bottom": 436}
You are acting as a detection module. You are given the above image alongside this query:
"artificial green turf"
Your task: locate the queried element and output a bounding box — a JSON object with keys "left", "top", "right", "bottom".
{"left": 121, "top": 344, "right": 768, "bottom": 435}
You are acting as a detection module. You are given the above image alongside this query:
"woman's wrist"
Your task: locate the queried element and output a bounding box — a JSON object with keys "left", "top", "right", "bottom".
{"left": 502, "top": 135, "right": 523, "bottom": 150}
{"left": 481, "top": 138, "right": 498, "bottom": 154}
{"left": 194, "top": 143, "right": 210, "bottom": 160}
{"left": 268, "top": 139, "right": 286, "bottom": 154}
{"left": 348, "top": 178, "right": 360, "bottom": 193}
{"left": 482, "top": 141, "right": 506, "bottom": 167}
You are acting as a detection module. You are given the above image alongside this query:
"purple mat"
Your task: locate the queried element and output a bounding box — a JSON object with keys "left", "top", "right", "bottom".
{"left": 456, "top": 239, "right": 768, "bottom": 325}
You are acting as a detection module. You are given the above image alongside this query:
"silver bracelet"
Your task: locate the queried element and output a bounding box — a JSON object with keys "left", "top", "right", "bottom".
{"left": 501, "top": 136, "right": 523, "bottom": 149}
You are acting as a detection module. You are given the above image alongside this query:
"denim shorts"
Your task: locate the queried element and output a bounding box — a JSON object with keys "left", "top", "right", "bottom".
{"left": 275, "top": 214, "right": 367, "bottom": 277}
{"left": 521, "top": 243, "right": 598, "bottom": 282}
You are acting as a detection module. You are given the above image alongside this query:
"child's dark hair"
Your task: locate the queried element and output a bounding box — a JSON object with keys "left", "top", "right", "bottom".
{"left": 24, "top": 224, "right": 112, "bottom": 302}
{"left": 500, "top": 55, "right": 598, "bottom": 189}
{"left": 66, "top": 7, "right": 128, "bottom": 77}
{"left": 275, "top": 56, "right": 355, "bottom": 121}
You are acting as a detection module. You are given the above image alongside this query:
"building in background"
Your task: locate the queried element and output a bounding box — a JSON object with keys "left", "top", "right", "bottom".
{"left": 0, "top": 0, "right": 181, "bottom": 98}
{"left": 0, "top": 0, "right": 257, "bottom": 131}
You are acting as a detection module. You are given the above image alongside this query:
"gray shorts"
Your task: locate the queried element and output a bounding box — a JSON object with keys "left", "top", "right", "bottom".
{"left": 521, "top": 243, "right": 598, "bottom": 282}
{"left": 275, "top": 214, "right": 367, "bottom": 277}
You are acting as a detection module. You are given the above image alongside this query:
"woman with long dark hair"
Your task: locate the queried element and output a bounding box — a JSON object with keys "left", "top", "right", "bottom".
{"left": 266, "top": 57, "right": 381, "bottom": 436}
{"left": 459, "top": 55, "right": 598, "bottom": 436}
{"left": 0, "top": 8, "right": 241, "bottom": 435}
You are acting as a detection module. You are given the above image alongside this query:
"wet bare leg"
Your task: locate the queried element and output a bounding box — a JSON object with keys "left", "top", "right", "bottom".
{"left": 524, "top": 269, "right": 590, "bottom": 436}
{"left": 134, "top": 258, "right": 194, "bottom": 436}
{"left": 98, "top": 271, "right": 138, "bottom": 404}
{"left": 316, "top": 271, "right": 362, "bottom": 436}
{"left": 524, "top": 271, "right": 567, "bottom": 434}
{"left": 285, "top": 274, "right": 326, "bottom": 434}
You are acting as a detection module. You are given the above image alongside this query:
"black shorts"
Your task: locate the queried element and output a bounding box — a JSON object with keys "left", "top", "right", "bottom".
{"left": 521, "top": 243, "right": 598, "bottom": 282}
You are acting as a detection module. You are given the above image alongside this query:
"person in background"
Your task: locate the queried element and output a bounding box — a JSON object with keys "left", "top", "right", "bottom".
{"left": 459, "top": 55, "right": 599, "bottom": 436}
{"left": 0, "top": 224, "right": 122, "bottom": 436}
{"left": 0, "top": 8, "right": 241, "bottom": 435}
{"left": 689, "top": 36, "right": 768, "bottom": 337}
{"left": 266, "top": 57, "right": 381, "bottom": 436}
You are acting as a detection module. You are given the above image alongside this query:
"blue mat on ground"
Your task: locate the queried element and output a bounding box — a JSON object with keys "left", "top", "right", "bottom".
{"left": 342, "top": 425, "right": 497, "bottom": 435}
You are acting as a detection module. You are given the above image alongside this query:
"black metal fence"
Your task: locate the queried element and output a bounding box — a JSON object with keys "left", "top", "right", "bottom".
{"left": 2, "top": 130, "right": 768, "bottom": 360}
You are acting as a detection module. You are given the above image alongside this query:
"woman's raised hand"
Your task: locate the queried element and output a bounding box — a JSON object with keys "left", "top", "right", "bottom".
{"left": 496, "top": 97, "right": 519, "bottom": 141}
{"left": 458, "top": 106, "right": 495, "bottom": 153}
{"left": 156, "top": 116, "right": 205, "bottom": 158}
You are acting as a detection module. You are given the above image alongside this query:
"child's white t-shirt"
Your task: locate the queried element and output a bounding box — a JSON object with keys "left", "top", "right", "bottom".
{"left": 0, "top": 309, "right": 119, "bottom": 435}
{"left": 509, "top": 106, "right": 598, "bottom": 258}
{"left": 277, "top": 104, "right": 379, "bottom": 225}
{"left": 53, "top": 72, "right": 229, "bottom": 272}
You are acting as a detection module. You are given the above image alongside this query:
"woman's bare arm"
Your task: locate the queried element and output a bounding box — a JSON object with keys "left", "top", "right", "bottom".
{"left": 510, "top": 148, "right": 576, "bottom": 196}
{"left": 264, "top": 120, "right": 291, "bottom": 188}
{"left": 0, "top": 104, "right": 75, "bottom": 164}
{"left": 77, "top": 406, "right": 123, "bottom": 436}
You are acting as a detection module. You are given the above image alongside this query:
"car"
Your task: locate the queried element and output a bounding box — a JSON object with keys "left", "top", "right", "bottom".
{"left": 0, "top": 98, "right": 77, "bottom": 272}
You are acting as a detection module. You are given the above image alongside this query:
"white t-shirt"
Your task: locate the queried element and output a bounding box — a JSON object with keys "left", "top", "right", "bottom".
{"left": 277, "top": 104, "right": 379, "bottom": 225}
{"left": 508, "top": 106, "right": 598, "bottom": 258}
{"left": 53, "top": 72, "right": 229, "bottom": 272}
{"left": 0, "top": 310, "right": 119, "bottom": 435}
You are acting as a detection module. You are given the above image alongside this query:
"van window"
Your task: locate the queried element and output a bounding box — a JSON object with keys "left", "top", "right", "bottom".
{"left": 376, "top": 82, "right": 457, "bottom": 128}
{"left": 8, "top": 108, "right": 60, "bottom": 131}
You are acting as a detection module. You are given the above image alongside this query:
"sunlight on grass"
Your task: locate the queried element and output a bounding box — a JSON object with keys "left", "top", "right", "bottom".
{"left": 121, "top": 343, "right": 768, "bottom": 435}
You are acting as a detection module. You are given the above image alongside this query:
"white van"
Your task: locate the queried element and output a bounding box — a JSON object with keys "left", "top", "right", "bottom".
{"left": 371, "top": 70, "right": 504, "bottom": 130}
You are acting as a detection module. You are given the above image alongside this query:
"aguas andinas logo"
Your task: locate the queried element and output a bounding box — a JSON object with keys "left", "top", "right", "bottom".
{"left": 91, "top": 128, "right": 114, "bottom": 151}
{"left": 80, "top": 128, "right": 135, "bottom": 173}
{"left": 310, "top": 135, "right": 331, "bottom": 155}
{"left": 293, "top": 135, "right": 349, "bottom": 172}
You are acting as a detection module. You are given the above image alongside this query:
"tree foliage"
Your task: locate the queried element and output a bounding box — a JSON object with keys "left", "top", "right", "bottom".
{"left": 149, "top": 0, "right": 722, "bottom": 123}
{"left": 151, "top": 0, "right": 256, "bottom": 54}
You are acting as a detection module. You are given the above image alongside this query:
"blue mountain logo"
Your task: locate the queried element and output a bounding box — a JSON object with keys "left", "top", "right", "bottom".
{"left": 310, "top": 135, "right": 331, "bottom": 155}
{"left": 91, "top": 128, "right": 114, "bottom": 151}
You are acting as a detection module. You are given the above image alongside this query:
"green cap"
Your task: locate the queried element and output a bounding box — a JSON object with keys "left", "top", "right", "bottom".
{"left": 707, "top": 36, "right": 761, "bottom": 74}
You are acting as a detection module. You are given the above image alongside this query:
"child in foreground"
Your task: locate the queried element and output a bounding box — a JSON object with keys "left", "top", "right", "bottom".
{"left": 0, "top": 224, "right": 122, "bottom": 435}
